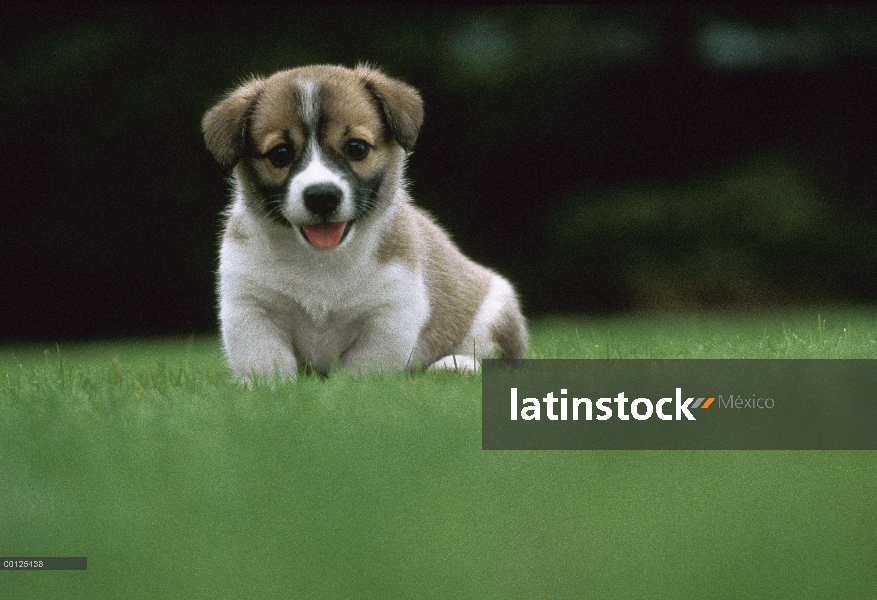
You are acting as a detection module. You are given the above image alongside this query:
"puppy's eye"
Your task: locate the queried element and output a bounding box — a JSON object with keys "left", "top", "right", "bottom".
{"left": 343, "top": 139, "right": 370, "bottom": 161}
{"left": 266, "top": 144, "right": 293, "bottom": 168}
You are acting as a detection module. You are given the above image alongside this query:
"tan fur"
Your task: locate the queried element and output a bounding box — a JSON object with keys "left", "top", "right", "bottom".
{"left": 490, "top": 303, "right": 529, "bottom": 361}
{"left": 375, "top": 208, "right": 419, "bottom": 272}
{"left": 223, "top": 215, "right": 249, "bottom": 244}
{"left": 375, "top": 204, "right": 494, "bottom": 364}
{"left": 202, "top": 79, "right": 265, "bottom": 170}
{"left": 203, "top": 64, "right": 526, "bottom": 381}
{"left": 411, "top": 209, "right": 494, "bottom": 364}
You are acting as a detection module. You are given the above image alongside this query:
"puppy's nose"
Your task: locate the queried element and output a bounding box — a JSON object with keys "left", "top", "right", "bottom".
{"left": 303, "top": 184, "right": 342, "bottom": 218}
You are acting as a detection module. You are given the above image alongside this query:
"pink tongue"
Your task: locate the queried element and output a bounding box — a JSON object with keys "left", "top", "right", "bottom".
{"left": 302, "top": 222, "right": 347, "bottom": 249}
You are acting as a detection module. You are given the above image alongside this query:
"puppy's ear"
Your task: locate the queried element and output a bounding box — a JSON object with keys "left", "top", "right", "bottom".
{"left": 202, "top": 78, "right": 264, "bottom": 170}
{"left": 357, "top": 66, "right": 424, "bottom": 152}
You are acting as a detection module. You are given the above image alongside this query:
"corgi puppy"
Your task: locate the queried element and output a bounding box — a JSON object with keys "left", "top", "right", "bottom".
{"left": 202, "top": 64, "right": 527, "bottom": 381}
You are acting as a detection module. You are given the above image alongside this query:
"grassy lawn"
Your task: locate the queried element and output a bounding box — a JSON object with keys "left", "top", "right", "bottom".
{"left": 2, "top": 311, "right": 876, "bottom": 598}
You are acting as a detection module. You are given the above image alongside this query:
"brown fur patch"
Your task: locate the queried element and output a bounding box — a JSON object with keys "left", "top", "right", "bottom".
{"left": 223, "top": 214, "right": 248, "bottom": 243}
{"left": 246, "top": 80, "right": 308, "bottom": 184}
{"left": 490, "top": 302, "right": 528, "bottom": 360}
{"left": 410, "top": 208, "right": 493, "bottom": 364}
{"left": 356, "top": 65, "right": 423, "bottom": 152}
{"left": 374, "top": 209, "right": 418, "bottom": 272}
{"left": 318, "top": 75, "right": 390, "bottom": 178}
{"left": 202, "top": 78, "right": 265, "bottom": 170}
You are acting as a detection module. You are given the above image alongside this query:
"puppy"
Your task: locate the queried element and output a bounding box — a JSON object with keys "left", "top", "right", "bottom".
{"left": 202, "top": 64, "right": 527, "bottom": 381}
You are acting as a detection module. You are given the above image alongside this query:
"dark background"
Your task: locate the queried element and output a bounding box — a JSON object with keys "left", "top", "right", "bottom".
{"left": 2, "top": 5, "right": 876, "bottom": 341}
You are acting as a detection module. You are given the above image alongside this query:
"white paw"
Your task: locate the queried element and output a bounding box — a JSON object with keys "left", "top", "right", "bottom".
{"left": 431, "top": 354, "right": 479, "bottom": 373}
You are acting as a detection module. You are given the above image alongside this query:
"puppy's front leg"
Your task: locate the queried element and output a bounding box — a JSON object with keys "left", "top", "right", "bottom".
{"left": 220, "top": 301, "right": 297, "bottom": 384}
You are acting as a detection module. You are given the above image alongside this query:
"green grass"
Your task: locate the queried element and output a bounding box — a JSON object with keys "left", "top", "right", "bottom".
{"left": 2, "top": 311, "right": 876, "bottom": 598}
{"left": 529, "top": 309, "right": 877, "bottom": 358}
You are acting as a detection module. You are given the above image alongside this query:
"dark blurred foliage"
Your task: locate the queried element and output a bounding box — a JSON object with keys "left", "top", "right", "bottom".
{"left": 2, "top": 5, "right": 876, "bottom": 340}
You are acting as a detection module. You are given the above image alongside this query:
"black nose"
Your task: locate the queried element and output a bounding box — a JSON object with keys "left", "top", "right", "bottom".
{"left": 303, "top": 184, "right": 342, "bottom": 219}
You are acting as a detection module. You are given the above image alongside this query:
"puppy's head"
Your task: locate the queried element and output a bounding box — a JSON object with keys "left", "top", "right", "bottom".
{"left": 203, "top": 64, "right": 423, "bottom": 250}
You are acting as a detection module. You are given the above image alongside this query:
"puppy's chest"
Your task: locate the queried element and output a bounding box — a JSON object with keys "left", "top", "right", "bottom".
{"left": 251, "top": 253, "right": 425, "bottom": 328}
{"left": 282, "top": 260, "right": 427, "bottom": 364}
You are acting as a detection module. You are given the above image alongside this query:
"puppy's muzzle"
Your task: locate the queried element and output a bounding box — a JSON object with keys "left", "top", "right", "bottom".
{"left": 304, "top": 183, "right": 342, "bottom": 220}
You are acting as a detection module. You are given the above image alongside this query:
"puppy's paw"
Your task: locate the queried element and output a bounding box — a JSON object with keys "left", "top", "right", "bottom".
{"left": 431, "top": 354, "right": 479, "bottom": 373}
